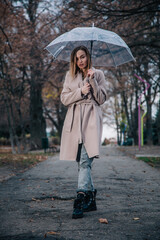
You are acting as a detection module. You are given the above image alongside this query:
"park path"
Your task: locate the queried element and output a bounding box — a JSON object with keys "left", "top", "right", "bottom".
{"left": 0, "top": 146, "right": 160, "bottom": 240}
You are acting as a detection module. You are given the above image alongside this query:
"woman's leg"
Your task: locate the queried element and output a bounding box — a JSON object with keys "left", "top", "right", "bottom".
{"left": 77, "top": 145, "right": 97, "bottom": 212}
{"left": 77, "top": 144, "right": 94, "bottom": 192}
{"left": 72, "top": 144, "right": 96, "bottom": 219}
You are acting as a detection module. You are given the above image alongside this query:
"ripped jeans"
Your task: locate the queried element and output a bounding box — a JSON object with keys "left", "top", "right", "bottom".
{"left": 76, "top": 144, "right": 94, "bottom": 192}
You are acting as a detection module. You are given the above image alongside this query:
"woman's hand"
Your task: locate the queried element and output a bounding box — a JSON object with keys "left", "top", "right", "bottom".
{"left": 87, "top": 69, "right": 95, "bottom": 79}
{"left": 81, "top": 83, "right": 91, "bottom": 95}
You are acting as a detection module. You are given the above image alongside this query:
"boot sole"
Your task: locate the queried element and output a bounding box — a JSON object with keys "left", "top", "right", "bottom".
{"left": 72, "top": 214, "right": 83, "bottom": 219}
{"left": 83, "top": 207, "right": 97, "bottom": 212}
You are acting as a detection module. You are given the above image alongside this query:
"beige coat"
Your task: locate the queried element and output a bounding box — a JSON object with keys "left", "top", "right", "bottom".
{"left": 60, "top": 68, "right": 107, "bottom": 161}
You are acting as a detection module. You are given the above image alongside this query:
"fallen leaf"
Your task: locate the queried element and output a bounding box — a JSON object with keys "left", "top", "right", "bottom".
{"left": 133, "top": 217, "right": 140, "bottom": 220}
{"left": 10, "top": 174, "right": 15, "bottom": 176}
{"left": 32, "top": 198, "right": 37, "bottom": 201}
{"left": 29, "top": 219, "right": 34, "bottom": 222}
{"left": 99, "top": 218, "right": 108, "bottom": 224}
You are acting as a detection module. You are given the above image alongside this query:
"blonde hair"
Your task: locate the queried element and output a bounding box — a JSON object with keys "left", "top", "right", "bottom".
{"left": 70, "top": 46, "right": 92, "bottom": 79}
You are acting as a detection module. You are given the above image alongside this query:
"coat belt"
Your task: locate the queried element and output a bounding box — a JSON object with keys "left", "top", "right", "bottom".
{"left": 65, "top": 99, "right": 98, "bottom": 133}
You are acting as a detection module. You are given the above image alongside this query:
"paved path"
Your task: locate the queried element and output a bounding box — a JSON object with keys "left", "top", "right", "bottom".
{"left": 0, "top": 146, "right": 160, "bottom": 240}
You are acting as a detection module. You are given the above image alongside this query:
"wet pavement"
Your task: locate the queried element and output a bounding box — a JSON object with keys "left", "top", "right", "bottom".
{"left": 0, "top": 146, "right": 160, "bottom": 240}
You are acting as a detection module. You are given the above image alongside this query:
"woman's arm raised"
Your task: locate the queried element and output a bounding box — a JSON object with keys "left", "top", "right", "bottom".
{"left": 60, "top": 72, "right": 83, "bottom": 106}
{"left": 89, "top": 70, "right": 107, "bottom": 105}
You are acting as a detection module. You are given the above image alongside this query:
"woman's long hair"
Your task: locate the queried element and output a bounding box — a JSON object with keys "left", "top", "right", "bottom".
{"left": 70, "top": 46, "right": 92, "bottom": 79}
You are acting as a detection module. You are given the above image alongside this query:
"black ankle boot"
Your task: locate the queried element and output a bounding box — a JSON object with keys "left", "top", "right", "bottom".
{"left": 72, "top": 192, "right": 85, "bottom": 219}
{"left": 83, "top": 189, "right": 97, "bottom": 212}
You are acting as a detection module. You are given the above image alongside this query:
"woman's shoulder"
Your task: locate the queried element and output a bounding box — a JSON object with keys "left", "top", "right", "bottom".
{"left": 64, "top": 70, "right": 72, "bottom": 82}
{"left": 65, "top": 70, "right": 81, "bottom": 81}
{"left": 65, "top": 70, "right": 71, "bottom": 78}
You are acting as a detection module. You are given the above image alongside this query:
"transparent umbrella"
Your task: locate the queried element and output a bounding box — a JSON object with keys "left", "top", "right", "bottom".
{"left": 45, "top": 26, "right": 135, "bottom": 67}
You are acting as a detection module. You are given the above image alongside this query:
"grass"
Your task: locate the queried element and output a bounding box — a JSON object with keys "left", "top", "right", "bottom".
{"left": 0, "top": 152, "right": 53, "bottom": 170}
{"left": 137, "top": 156, "right": 160, "bottom": 168}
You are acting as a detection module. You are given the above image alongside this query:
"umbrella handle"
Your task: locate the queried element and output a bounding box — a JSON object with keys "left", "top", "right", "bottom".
{"left": 86, "top": 77, "right": 90, "bottom": 83}
{"left": 83, "top": 77, "right": 92, "bottom": 98}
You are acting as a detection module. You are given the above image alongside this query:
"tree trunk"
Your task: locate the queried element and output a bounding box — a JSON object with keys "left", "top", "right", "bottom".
{"left": 30, "top": 80, "right": 46, "bottom": 149}
{"left": 56, "top": 103, "right": 67, "bottom": 138}
{"left": 122, "top": 91, "right": 133, "bottom": 137}
{"left": 5, "top": 99, "right": 17, "bottom": 154}
{"left": 132, "top": 89, "right": 138, "bottom": 145}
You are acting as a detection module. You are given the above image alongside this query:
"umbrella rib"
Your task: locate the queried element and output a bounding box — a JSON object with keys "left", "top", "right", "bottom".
{"left": 106, "top": 42, "right": 117, "bottom": 67}
{"left": 54, "top": 45, "right": 66, "bottom": 58}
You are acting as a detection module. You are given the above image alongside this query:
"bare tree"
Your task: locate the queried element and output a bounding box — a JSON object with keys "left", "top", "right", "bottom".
{"left": 0, "top": 0, "right": 64, "bottom": 151}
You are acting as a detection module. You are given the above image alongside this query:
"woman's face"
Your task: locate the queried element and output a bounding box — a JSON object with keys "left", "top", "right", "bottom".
{"left": 76, "top": 50, "right": 88, "bottom": 71}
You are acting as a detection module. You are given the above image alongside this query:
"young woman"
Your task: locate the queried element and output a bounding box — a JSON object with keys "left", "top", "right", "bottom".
{"left": 60, "top": 46, "right": 107, "bottom": 219}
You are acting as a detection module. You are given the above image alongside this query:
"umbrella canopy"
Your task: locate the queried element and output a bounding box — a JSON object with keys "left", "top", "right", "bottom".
{"left": 45, "top": 26, "right": 135, "bottom": 67}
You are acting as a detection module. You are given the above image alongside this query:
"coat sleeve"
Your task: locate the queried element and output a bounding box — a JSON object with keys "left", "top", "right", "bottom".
{"left": 61, "top": 72, "right": 83, "bottom": 106}
{"left": 89, "top": 70, "right": 107, "bottom": 105}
